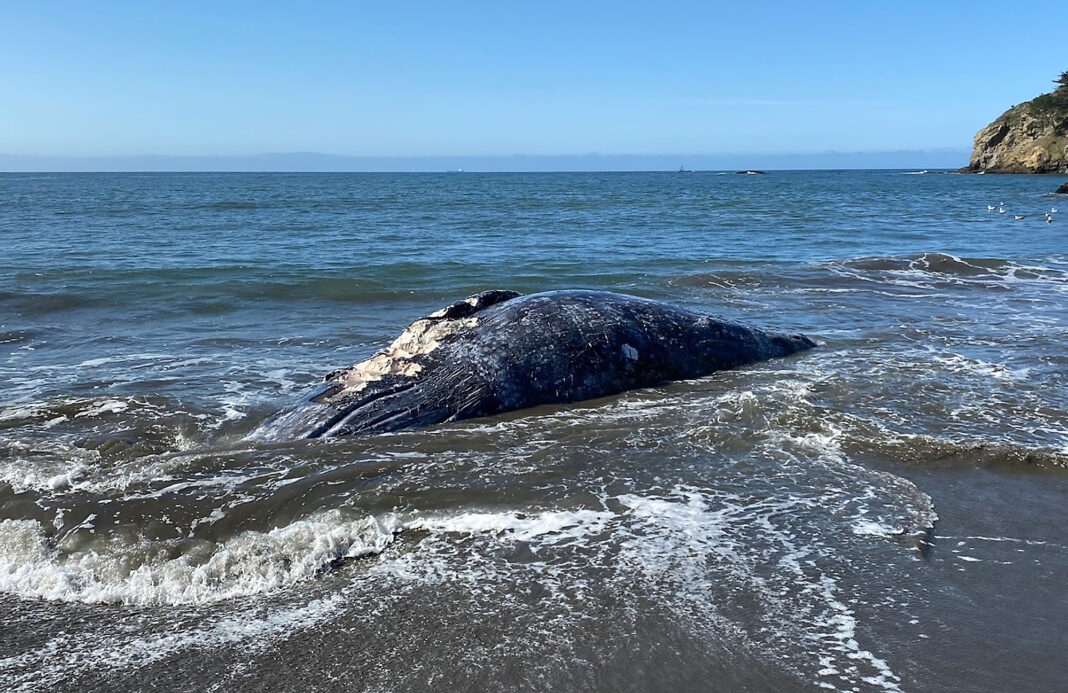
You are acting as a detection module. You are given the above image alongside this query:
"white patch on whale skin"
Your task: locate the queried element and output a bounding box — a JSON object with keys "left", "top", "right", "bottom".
{"left": 332, "top": 315, "right": 479, "bottom": 394}
{"left": 622, "top": 344, "right": 639, "bottom": 361}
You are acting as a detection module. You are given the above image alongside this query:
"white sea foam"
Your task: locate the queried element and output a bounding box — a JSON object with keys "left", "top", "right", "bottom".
{"left": 853, "top": 520, "right": 904, "bottom": 538}
{"left": 0, "top": 440, "right": 177, "bottom": 496}
{"left": 0, "top": 470, "right": 931, "bottom": 692}
{"left": 408, "top": 508, "right": 612, "bottom": 545}
{"left": 0, "top": 441, "right": 97, "bottom": 494}
{"left": 926, "top": 349, "right": 1031, "bottom": 382}
{"left": 0, "top": 404, "right": 46, "bottom": 423}
{"left": 944, "top": 535, "right": 1053, "bottom": 547}
{"left": 821, "top": 254, "right": 1068, "bottom": 299}
{"left": 379, "top": 478, "right": 926, "bottom": 692}
{"left": 616, "top": 486, "right": 908, "bottom": 691}
{"left": 0, "top": 590, "right": 349, "bottom": 692}
{"left": 73, "top": 398, "right": 130, "bottom": 417}
{"left": 0, "top": 511, "right": 400, "bottom": 605}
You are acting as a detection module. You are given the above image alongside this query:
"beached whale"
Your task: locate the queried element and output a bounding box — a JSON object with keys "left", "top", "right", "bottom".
{"left": 249, "top": 289, "right": 815, "bottom": 440}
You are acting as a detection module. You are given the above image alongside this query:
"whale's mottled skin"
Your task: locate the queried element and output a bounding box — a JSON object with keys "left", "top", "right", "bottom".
{"left": 250, "top": 290, "right": 815, "bottom": 440}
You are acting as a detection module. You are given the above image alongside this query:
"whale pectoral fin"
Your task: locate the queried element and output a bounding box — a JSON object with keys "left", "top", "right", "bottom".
{"left": 426, "top": 289, "right": 521, "bottom": 320}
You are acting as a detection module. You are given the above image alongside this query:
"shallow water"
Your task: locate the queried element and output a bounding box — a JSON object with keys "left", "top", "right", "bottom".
{"left": 1, "top": 170, "right": 1066, "bottom": 691}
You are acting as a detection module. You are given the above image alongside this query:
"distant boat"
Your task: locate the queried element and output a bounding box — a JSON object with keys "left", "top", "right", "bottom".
{"left": 735, "top": 170, "right": 766, "bottom": 175}
{"left": 676, "top": 165, "right": 692, "bottom": 173}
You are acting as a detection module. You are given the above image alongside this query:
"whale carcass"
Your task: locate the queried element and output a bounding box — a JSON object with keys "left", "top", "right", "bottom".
{"left": 250, "top": 290, "right": 815, "bottom": 440}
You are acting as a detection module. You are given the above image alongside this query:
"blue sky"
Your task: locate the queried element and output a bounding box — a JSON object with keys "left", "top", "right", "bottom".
{"left": 1, "top": 1, "right": 1064, "bottom": 159}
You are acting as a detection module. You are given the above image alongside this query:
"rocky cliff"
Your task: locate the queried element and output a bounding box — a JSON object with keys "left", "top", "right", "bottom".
{"left": 964, "top": 74, "right": 1068, "bottom": 174}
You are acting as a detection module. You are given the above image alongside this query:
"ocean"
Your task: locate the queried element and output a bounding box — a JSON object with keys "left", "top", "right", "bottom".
{"left": 0, "top": 170, "right": 1065, "bottom": 691}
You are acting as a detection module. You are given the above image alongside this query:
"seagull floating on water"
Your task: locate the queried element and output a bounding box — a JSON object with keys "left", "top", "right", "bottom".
{"left": 1052, "top": 207, "right": 1058, "bottom": 213}
{"left": 1014, "top": 214, "right": 1026, "bottom": 220}
{"left": 987, "top": 204, "right": 996, "bottom": 210}
{"left": 999, "top": 207, "right": 1005, "bottom": 214}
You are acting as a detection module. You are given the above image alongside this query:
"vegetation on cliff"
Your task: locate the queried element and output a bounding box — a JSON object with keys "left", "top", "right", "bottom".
{"left": 965, "top": 70, "right": 1068, "bottom": 173}
{"left": 1024, "top": 71, "right": 1068, "bottom": 129}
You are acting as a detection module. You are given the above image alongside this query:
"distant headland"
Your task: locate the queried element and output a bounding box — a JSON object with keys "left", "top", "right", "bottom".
{"left": 963, "top": 70, "right": 1068, "bottom": 174}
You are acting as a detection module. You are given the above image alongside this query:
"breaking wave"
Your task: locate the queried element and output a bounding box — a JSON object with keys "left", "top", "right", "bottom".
{"left": 0, "top": 511, "right": 400, "bottom": 605}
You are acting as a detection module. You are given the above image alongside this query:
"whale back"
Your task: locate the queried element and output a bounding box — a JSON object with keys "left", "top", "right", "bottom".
{"left": 249, "top": 290, "right": 815, "bottom": 440}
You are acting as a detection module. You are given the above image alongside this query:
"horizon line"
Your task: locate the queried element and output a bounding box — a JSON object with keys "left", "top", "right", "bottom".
{"left": 0, "top": 169, "right": 968, "bottom": 174}
{"left": 0, "top": 148, "right": 970, "bottom": 159}
{"left": 0, "top": 149, "right": 972, "bottom": 173}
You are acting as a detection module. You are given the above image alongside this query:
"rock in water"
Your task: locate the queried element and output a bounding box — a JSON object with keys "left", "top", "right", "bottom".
{"left": 250, "top": 290, "right": 816, "bottom": 440}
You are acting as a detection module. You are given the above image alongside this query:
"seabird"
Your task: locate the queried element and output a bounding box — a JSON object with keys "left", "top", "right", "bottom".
{"left": 987, "top": 204, "right": 996, "bottom": 210}
{"left": 1014, "top": 214, "right": 1026, "bottom": 220}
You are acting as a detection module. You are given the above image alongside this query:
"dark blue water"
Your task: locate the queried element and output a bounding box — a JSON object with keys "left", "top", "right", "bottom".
{"left": 1, "top": 171, "right": 1066, "bottom": 692}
